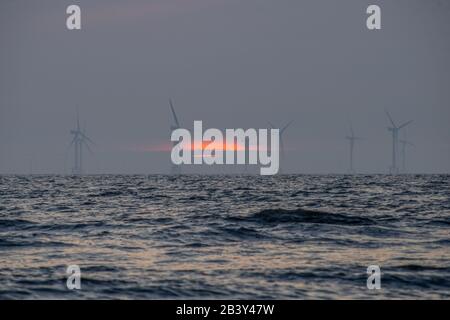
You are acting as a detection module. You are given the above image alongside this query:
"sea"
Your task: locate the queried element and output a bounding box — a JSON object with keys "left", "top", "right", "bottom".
{"left": 0, "top": 174, "right": 449, "bottom": 299}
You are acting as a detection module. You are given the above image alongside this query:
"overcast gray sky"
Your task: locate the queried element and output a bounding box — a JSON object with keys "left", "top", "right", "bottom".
{"left": 1, "top": 0, "right": 449, "bottom": 174}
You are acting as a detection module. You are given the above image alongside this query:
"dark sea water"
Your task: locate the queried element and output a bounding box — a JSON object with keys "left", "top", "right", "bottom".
{"left": 0, "top": 174, "right": 449, "bottom": 299}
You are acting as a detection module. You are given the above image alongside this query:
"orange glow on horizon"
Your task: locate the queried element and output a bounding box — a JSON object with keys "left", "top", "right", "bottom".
{"left": 189, "top": 140, "right": 264, "bottom": 152}
{"left": 129, "top": 140, "right": 269, "bottom": 153}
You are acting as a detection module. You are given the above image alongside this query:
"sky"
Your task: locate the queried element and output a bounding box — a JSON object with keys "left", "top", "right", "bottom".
{"left": 0, "top": 0, "right": 449, "bottom": 174}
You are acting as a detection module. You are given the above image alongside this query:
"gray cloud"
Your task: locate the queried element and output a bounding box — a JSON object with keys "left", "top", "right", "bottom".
{"left": 0, "top": 0, "right": 449, "bottom": 174}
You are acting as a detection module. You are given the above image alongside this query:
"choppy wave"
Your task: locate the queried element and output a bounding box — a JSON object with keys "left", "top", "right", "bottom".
{"left": 0, "top": 174, "right": 449, "bottom": 299}
{"left": 242, "top": 208, "right": 375, "bottom": 225}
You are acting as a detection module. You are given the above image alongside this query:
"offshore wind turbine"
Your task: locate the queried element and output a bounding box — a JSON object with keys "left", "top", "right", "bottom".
{"left": 345, "top": 123, "right": 362, "bottom": 174}
{"left": 268, "top": 121, "right": 293, "bottom": 174}
{"left": 385, "top": 110, "right": 412, "bottom": 174}
{"left": 69, "top": 111, "right": 94, "bottom": 175}
{"left": 169, "top": 99, "right": 182, "bottom": 175}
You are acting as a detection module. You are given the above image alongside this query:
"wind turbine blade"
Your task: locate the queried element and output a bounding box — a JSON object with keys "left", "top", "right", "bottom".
{"left": 81, "top": 124, "right": 95, "bottom": 146}
{"left": 398, "top": 120, "right": 413, "bottom": 129}
{"left": 83, "top": 140, "right": 94, "bottom": 155}
{"left": 81, "top": 132, "right": 95, "bottom": 146}
{"left": 281, "top": 120, "right": 293, "bottom": 134}
{"left": 69, "top": 136, "right": 77, "bottom": 148}
{"left": 385, "top": 109, "right": 396, "bottom": 128}
{"left": 169, "top": 99, "right": 180, "bottom": 128}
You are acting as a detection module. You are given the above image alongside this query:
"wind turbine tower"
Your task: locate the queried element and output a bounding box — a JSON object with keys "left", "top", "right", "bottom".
{"left": 70, "top": 111, "right": 94, "bottom": 175}
{"left": 268, "top": 121, "right": 292, "bottom": 174}
{"left": 385, "top": 110, "right": 412, "bottom": 174}
{"left": 169, "top": 99, "right": 182, "bottom": 175}
{"left": 345, "top": 123, "right": 362, "bottom": 174}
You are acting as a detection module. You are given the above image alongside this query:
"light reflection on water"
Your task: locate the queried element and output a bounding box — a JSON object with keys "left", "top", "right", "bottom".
{"left": 0, "top": 174, "right": 449, "bottom": 299}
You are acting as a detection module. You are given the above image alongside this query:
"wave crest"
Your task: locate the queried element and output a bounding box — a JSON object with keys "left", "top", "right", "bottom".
{"left": 246, "top": 208, "right": 374, "bottom": 226}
